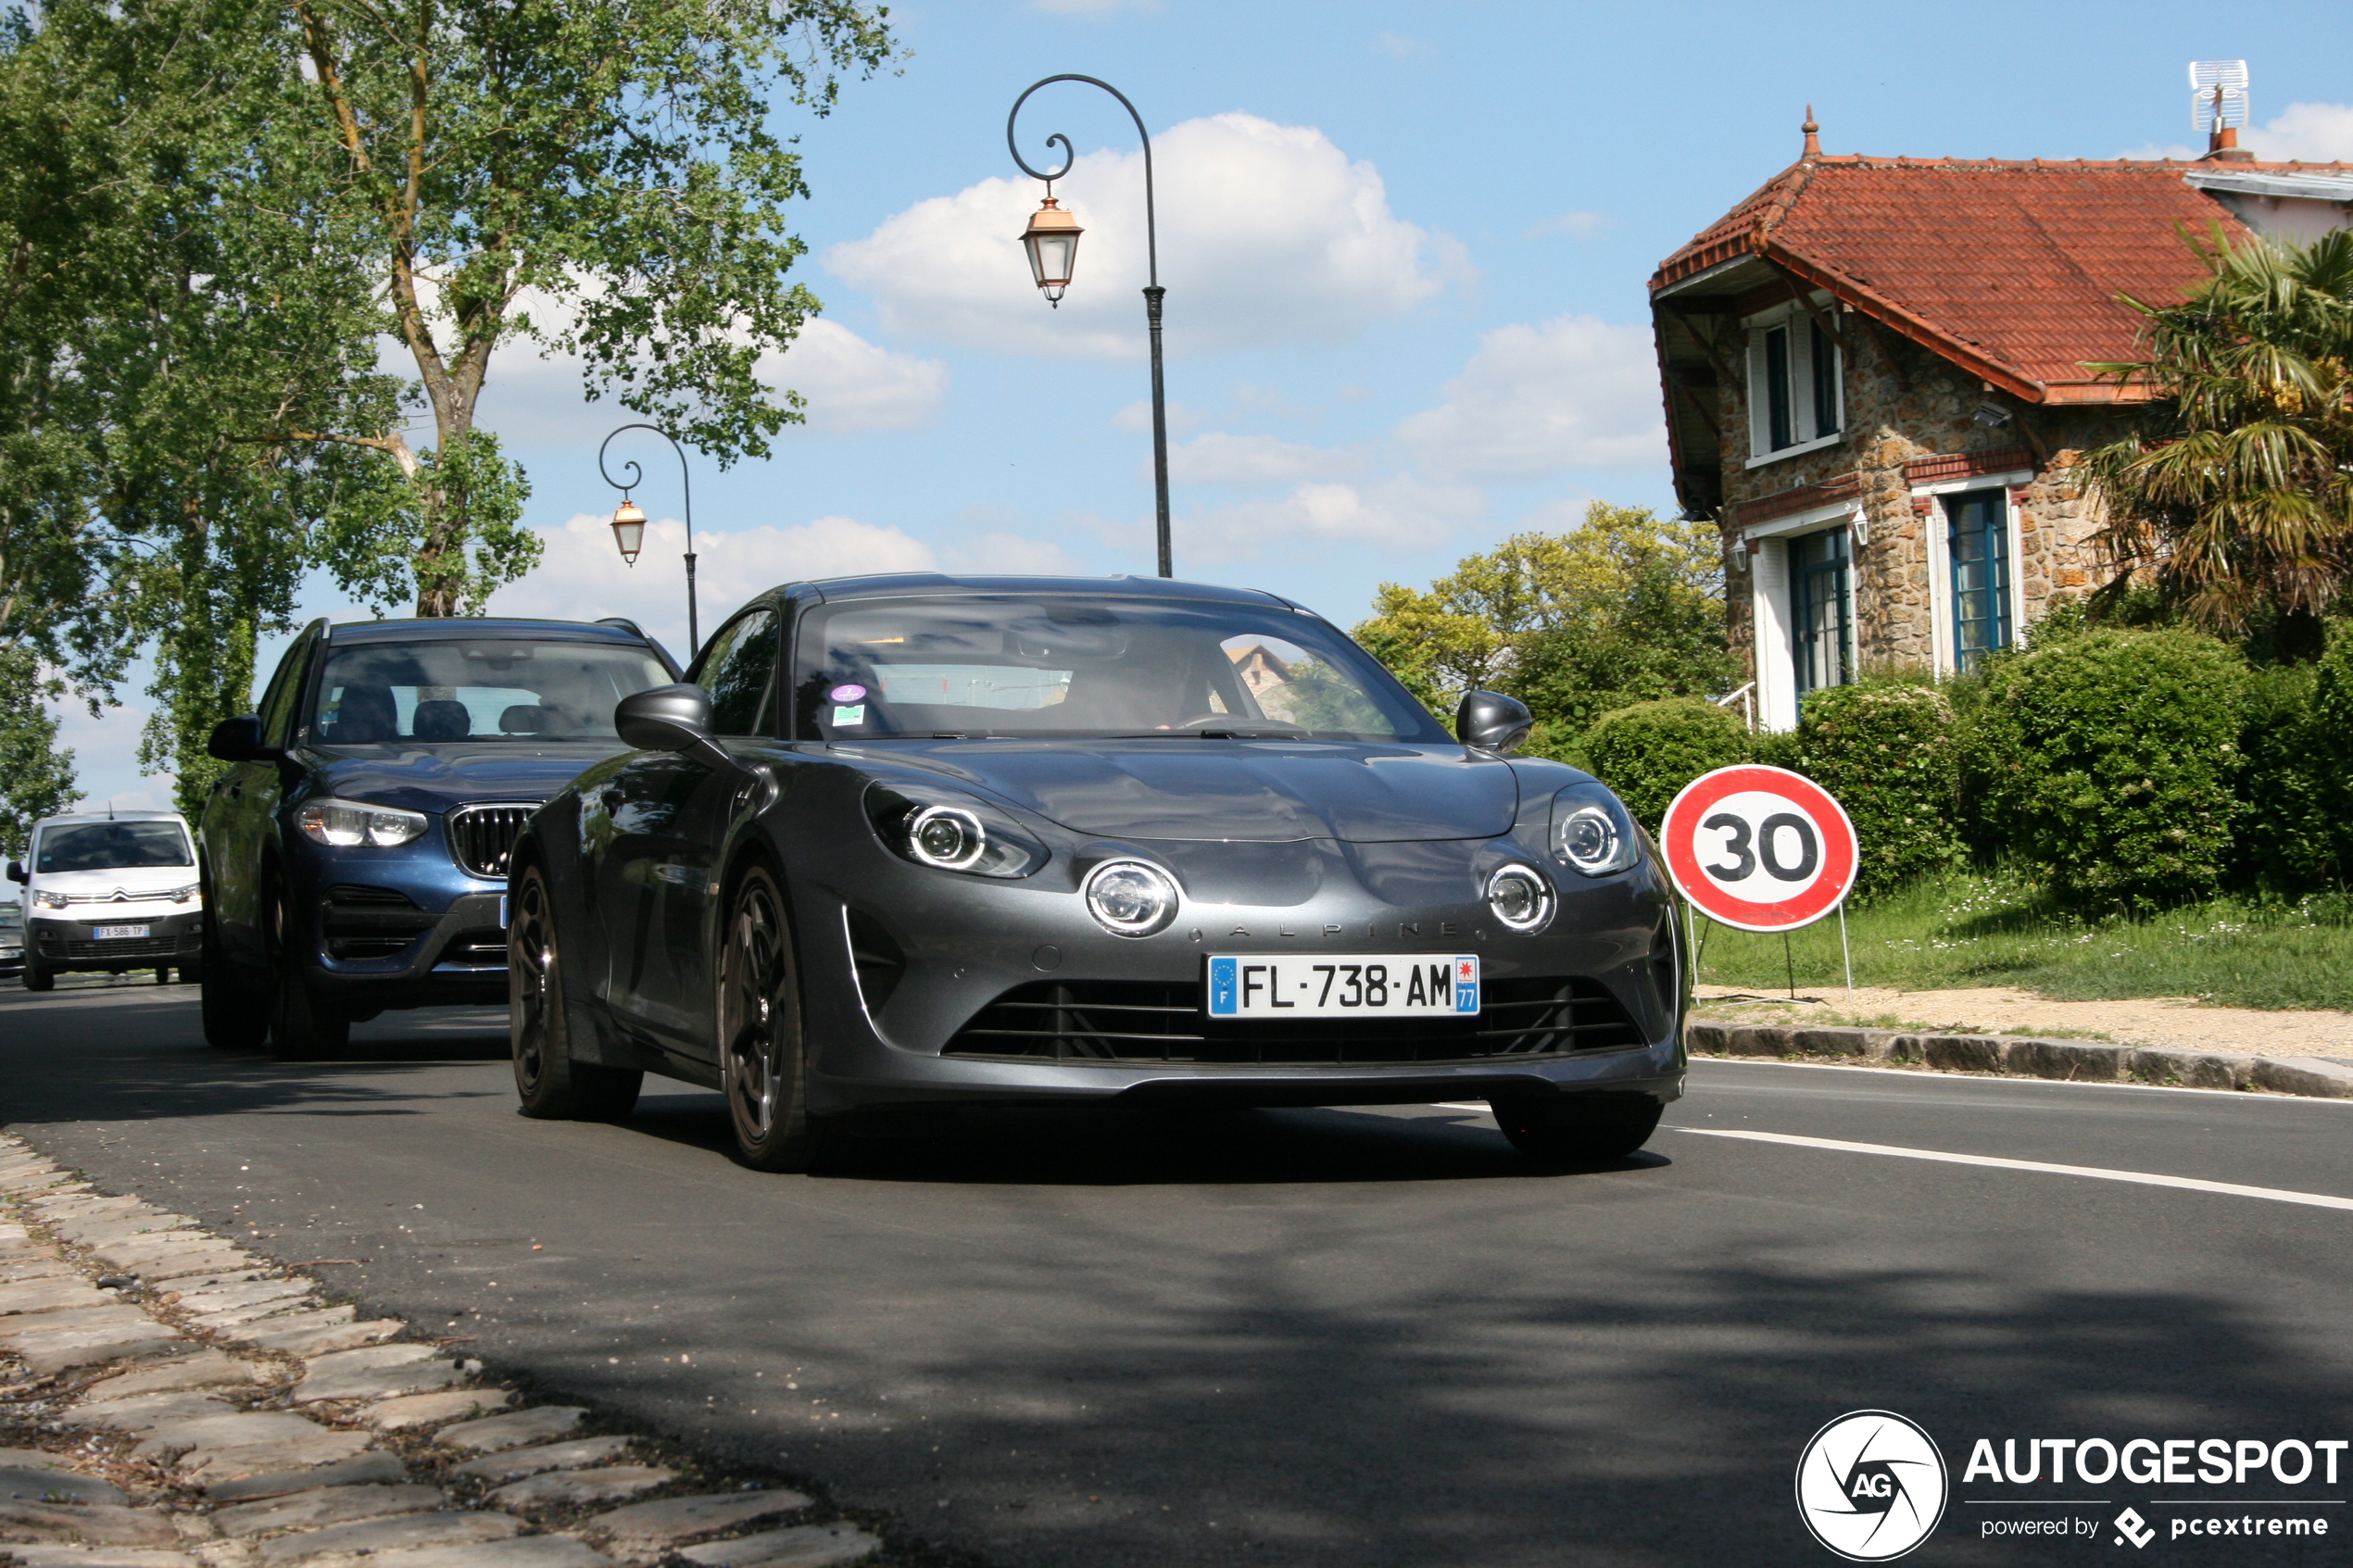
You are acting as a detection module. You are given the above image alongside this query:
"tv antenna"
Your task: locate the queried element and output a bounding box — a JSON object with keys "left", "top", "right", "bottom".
{"left": 2188, "top": 60, "right": 2249, "bottom": 134}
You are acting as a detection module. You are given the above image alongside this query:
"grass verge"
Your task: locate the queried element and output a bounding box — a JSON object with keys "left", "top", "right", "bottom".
{"left": 1689, "top": 871, "right": 2353, "bottom": 1011}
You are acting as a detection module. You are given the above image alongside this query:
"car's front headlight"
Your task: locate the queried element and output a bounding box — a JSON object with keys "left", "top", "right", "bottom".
{"left": 864, "top": 783, "right": 1049, "bottom": 879}
{"left": 1549, "top": 783, "right": 1642, "bottom": 877}
{"left": 161, "top": 883, "right": 198, "bottom": 904}
{"left": 33, "top": 889, "right": 69, "bottom": 909}
{"left": 1084, "top": 859, "right": 1181, "bottom": 938}
{"left": 296, "top": 798, "right": 430, "bottom": 849}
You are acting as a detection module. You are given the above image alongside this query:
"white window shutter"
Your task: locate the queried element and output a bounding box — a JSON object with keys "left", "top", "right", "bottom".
{"left": 1745, "top": 328, "right": 1769, "bottom": 458}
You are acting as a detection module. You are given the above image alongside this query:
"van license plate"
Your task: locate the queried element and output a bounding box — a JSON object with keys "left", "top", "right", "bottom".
{"left": 95, "top": 924, "right": 152, "bottom": 940}
{"left": 1206, "top": 955, "right": 1479, "bottom": 1019}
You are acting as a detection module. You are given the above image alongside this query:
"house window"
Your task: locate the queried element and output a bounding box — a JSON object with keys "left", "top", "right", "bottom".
{"left": 1791, "top": 528, "right": 1853, "bottom": 696}
{"left": 1948, "top": 489, "right": 2012, "bottom": 670}
{"left": 1748, "top": 309, "right": 1843, "bottom": 460}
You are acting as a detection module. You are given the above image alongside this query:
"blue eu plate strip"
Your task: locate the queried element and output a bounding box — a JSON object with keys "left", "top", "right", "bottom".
{"left": 1208, "top": 957, "right": 1239, "bottom": 1016}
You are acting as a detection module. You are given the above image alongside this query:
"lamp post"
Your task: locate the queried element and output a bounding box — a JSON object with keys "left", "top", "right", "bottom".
{"left": 1007, "top": 75, "right": 1171, "bottom": 579}
{"left": 598, "top": 423, "right": 698, "bottom": 655}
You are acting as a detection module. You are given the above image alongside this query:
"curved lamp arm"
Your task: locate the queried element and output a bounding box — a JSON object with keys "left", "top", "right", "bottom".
{"left": 598, "top": 422, "right": 700, "bottom": 654}
{"left": 1007, "top": 74, "right": 1157, "bottom": 288}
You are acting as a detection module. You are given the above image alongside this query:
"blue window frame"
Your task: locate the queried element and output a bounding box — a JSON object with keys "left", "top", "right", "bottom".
{"left": 1791, "top": 529, "right": 1852, "bottom": 696}
{"left": 1947, "top": 490, "right": 2012, "bottom": 671}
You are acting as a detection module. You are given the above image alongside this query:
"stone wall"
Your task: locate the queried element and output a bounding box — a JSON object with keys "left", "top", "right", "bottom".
{"left": 1713, "top": 295, "right": 2133, "bottom": 696}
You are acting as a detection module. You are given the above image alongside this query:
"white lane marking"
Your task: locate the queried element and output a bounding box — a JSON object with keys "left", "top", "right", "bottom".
{"left": 1670, "top": 1128, "right": 2353, "bottom": 1212}
{"left": 1693, "top": 1055, "right": 2353, "bottom": 1106}
{"left": 1430, "top": 1102, "right": 1492, "bottom": 1113}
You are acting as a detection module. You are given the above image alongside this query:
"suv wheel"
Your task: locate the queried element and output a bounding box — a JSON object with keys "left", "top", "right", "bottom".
{"left": 510, "top": 862, "right": 640, "bottom": 1121}
{"left": 199, "top": 907, "right": 268, "bottom": 1049}
{"left": 266, "top": 886, "right": 347, "bottom": 1060}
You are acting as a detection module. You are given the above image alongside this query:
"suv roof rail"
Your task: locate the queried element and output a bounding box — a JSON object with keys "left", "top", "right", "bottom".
{"left": 596, "top": 617, "right": 649, "bottom": 638}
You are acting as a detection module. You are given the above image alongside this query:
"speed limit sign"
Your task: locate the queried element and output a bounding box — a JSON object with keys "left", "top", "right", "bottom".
{"left": 1660, "top": 765, "right": 1857, "bottom": 933}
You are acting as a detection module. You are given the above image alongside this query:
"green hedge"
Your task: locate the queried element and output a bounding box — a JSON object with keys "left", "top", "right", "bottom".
{"left": 1581, "top": 697, "right": 1750, "bottom": 833}
{"left": 1968, "top": 629, "right": 2249, "bottom": 905}
{"left": 1772, "top": 681, "right": 1963, "bottom": 899}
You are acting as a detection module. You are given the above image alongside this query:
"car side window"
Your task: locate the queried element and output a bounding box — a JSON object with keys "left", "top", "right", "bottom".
{"left": 257, "top": 632, "right": 316, "bottom": 748}
{"left": 695, "top": 609, "right": 780, "bottom": 737}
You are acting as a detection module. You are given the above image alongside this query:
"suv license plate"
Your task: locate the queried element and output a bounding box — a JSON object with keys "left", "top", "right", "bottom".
{"left": 94, "top": 924, "right": 152, "bottom": 940}
{"left": 1206, "top": 954, "right": 1478, "bottom": 1019}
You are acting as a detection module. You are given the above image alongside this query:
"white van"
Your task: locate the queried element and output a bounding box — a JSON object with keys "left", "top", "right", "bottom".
{"left": 6, "top": 811, "right": 204, "bottom": 991}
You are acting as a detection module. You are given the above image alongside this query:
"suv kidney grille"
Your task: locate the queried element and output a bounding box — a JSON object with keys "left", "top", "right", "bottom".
{"left": 446, "top": 804, "right": 535, "bottom": 880}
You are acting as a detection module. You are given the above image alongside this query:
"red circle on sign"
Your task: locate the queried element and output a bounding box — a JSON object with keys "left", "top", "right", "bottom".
{"left": 1661, "top": 764, "right": 1857, "bottom": 932}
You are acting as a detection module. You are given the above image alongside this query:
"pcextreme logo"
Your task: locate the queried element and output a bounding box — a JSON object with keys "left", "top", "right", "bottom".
{"left": 1795, "top": 1410, "right": 1950, "bottom": 1562}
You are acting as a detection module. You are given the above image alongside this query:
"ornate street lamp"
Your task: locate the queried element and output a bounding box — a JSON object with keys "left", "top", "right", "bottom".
{"left": 598, "top": 423, "right": 699, "bottom": 655}
{"left": 1007, "top": 75, "right": 1172, "bottom": 578}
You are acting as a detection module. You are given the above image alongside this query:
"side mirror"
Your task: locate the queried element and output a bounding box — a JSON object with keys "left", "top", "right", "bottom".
{"left": 615, "top": 684, "right": 735, "bottom": 773}
{"left": 6, "top": 861, "right": 23, "bottom": 884}
{"left": 208, "top": 715, "right": 268, "bottom": 763}
{"left": 1456, "top": 689, "right": 1533, "bottom": 755}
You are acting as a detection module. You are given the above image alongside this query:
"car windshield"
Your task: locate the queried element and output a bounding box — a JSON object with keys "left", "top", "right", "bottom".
{"left": 313, "top": 640, "right": 672, "bottom": 745}
{"left": 791, "top": 596, "right": 1446, "bottom": 742}
{"left": 36, "top": 822, "right": 193, "bottom": 872}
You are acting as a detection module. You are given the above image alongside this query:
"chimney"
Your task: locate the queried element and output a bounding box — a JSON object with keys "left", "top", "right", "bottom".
{"left": 2205, "top": 122, "right": 2254, "bottom": 163}
{"left": 1802, "top": 105, "right": 1821, "bottom": 160}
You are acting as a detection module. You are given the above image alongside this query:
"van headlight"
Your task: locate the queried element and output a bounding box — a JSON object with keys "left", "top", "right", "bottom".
{"left": 1084, "top": 860, "right": 1180, "bottom": 938}
{"left": 1550, "top": 784, "right": 1642, "bottom": 877}
{"left": 33, "top": 889, "right": 69, "bottom": 909}
{"left": 296, "top": 798, "right": 429, "bottom": 848}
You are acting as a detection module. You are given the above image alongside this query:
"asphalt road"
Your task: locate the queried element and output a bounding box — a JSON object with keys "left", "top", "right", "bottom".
{"left": 4, "top": 980, "right": 2350, "bottom": 1567}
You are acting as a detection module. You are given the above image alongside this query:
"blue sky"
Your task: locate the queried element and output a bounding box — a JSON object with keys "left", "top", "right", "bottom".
{"left": 57, "top": 0, "right": 2353, "bottom": 811}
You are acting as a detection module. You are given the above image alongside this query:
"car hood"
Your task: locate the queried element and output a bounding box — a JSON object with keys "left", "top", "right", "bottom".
{"left": 872, "top": 739, "right": 1519, "bottom": 843}
{"left": 307, "top": 742, "right": 626, "bottom": 815}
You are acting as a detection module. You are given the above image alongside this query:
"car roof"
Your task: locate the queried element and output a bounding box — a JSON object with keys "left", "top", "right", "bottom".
{"left": 34, "top": 812, "right": 189, "bottom": 828}
{"left": 795, "top": 572, "right": 1295, "bottom": 608}
{"left": 322, "top": 617, "right": 655, "bottom": 646}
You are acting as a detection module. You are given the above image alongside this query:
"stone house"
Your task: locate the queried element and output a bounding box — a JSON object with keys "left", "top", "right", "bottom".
{"left": 1649, "top": 113, "right": 2353, "bottom": 729}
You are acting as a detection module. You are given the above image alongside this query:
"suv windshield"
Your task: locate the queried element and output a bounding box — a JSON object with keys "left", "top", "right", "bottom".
{"left": 791, "top": 596, "right": 1446, "bottom": 742}
{"left": 36, "top": 822, "right": 194, "bottom": 872}
{"left": 313, "top": 640, "right": 671, "bottom": 745}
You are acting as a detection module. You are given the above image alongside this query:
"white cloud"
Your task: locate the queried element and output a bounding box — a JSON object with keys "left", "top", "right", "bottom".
{"left": 2245, "top": 102, "right": 2353, "bottom": 161}
{"left": 1166, "top": 431, "right": 1365, "bottom": 484}
{"left": 825, "top": 113, "right": 1447, "bottom": 357}
{"left": 940, "top": 532, "right": 1081, "bottom": 576}
{"left": 1393, "top": 314, "right": 1667, "bottom": 479}
{"left": 1173, "top": 476, "right": 1485, "bottom": 563}
{"left": 1526, "top": 211, "right": 1611, "bottom": 240}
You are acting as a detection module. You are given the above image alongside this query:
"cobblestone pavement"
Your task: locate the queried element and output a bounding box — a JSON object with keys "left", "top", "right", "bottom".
{"left": 0, "top": 1134, "right": 896, "bottom": 1568}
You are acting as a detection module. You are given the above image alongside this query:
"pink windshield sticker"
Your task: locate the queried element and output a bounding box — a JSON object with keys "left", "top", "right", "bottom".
{"left": 829, "top": 684, "right": 867, "bottom": 703}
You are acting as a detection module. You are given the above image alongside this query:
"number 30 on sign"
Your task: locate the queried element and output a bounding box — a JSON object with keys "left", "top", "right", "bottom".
{"left": 1659, "top": 765, "right": 1858, "bottom": 933}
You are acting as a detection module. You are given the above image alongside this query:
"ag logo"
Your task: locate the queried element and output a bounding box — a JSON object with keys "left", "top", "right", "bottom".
{"left": 1794, "top": 1410, "right": 1948, "bottom": 1561}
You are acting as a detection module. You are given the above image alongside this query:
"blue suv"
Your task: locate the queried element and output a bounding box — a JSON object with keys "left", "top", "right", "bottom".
{"left": 199, "top": 616, "right": 677, "bottom": 1056}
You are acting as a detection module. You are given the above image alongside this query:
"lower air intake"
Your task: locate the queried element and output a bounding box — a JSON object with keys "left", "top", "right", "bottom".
{"left": 943, "top": 975, "right": 1646, "bottom": 1065}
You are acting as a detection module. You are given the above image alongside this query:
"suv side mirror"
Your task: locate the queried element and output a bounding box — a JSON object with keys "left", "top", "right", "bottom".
{"left": 615, "top": 684, "right": 735, "bottom": 773}
{"left": 1456, "top": 689, "right": 1533, "bottom": 755}
{"left": 208, "top": 714, "right": 269, "bottom": 762}
{"left": 5, "top": 860, "right": 23, "bottom": 884}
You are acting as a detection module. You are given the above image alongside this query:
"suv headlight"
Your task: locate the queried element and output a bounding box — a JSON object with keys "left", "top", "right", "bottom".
{"left": 1084, "top": 859, "right": 1181, "bottom": 937}
{"left": 296, "top": 798, "right": 429, "bottom": 849}
{"left": 864, "top": 783, "right": 1049, "bottom": 879}
{"left": 1549, "top": 783, "right": 1642, "bottom": 878}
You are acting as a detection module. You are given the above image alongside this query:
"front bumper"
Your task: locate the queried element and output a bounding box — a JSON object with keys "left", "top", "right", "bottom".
{"left": 30, "top": 911, "right": 204, "bottom": 971}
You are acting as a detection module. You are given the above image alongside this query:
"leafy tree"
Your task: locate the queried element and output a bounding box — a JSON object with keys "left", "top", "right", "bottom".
{"left": 0, "top": 647, "right": 75, "bottom": 859}
{"left": 284, "top": 0, "right": 898, "bottom": 614}
{"left": 1354, "top": 502, "right": 1738, "bottom": 742}
{"left": 2082, "top": 228, "right": 2353, "bottom": 638}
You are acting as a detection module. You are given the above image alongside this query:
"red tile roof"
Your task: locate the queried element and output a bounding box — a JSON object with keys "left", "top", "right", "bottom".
{"left": 1650, "top": 156, "right": 2347, "bottom": 403}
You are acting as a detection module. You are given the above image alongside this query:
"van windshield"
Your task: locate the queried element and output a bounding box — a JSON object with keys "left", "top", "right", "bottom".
{"left": 791, "top": 596, "right": 1447, "bottom": 742}
{"left": 36, "top": 822, "right": 194, "bottom": 873}
{"left": 313, "top": 641, "right": 672, "bottom": 745}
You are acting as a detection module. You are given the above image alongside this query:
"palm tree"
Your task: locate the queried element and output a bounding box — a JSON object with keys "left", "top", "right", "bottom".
{"left": 2081, "top": 227, "right": 2353, "bottom": 636}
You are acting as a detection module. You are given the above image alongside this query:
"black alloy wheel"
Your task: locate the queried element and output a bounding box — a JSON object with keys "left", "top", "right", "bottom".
{"left": 510, "top": 862, "right": 641, "bottom": 1121}
{"left": 717, "top": 863, "right": 834, "bottom": 1173}
{"left": 1489, "top": 1098, "right": 1663, "bottom": 1167}
{"left": 266, "top": 884, "right": 347, "bottom": 1060}
{"left": 198, "top": 895, "right": 268, "bottom": 1049}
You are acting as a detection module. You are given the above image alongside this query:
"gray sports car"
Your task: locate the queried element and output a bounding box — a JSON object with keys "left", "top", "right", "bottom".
{"left": 508, "top": 574, "right": 1685, "bottom": 1170}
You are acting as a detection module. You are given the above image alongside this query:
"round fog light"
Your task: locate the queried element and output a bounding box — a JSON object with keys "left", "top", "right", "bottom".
{"left": 1486, "top": 864, "right": 1554, "bottom": 934}
{"left": 1084, "top": 859, "right": 1180, "bottom": 938}
{"left": 908, "top": 806, "right": 987, "bottom": 870}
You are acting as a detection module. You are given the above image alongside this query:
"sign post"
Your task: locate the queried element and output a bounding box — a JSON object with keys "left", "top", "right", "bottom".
{"left": 1658, "top": 765, "right": 1860, "bottom": 997}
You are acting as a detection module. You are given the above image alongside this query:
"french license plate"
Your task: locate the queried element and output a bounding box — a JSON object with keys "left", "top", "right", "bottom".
{"left": 94, "top": 924, "right": 151, "bottom": 940}
{"left": 1206, "top": 954, "right": 1479, "bottom": 1019}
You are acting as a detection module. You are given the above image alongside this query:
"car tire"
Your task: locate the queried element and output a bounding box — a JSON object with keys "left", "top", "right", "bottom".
{"left": 1489, "top": 1098, "right": 1662, "bottom": 1166}
{"left": 510, "top": 862, "right": 641, "bottom": 1122}
{"left": 716, "top": 863, "right": 837, "bottom": 1173}
{"left": 23, "top": 959, "right": 54, "bottom": 993}
{"left": 199, "top": 911, "right": 268, "bottom": 1049}
{"left": 266, "top": 888, "right": 347, "bottom": 1060}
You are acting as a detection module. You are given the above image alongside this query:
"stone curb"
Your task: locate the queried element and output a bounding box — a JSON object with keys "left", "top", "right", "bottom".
{"left": 0, "top": 1135, "right": 889, "bottom": 1568}
{"left": 1685, "top": 1018, "right": 2353, "bottom": 1098}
